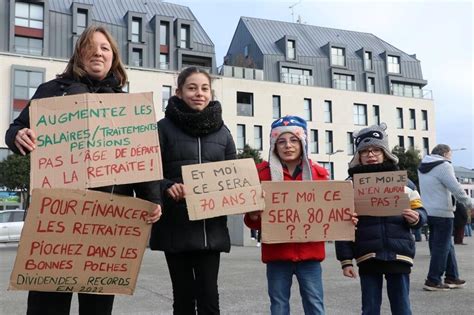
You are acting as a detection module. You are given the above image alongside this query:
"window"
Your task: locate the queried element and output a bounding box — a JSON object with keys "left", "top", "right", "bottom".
{"left": 373, "top": 105, "right": 380, "bottom": 125}
{"left": 180, "top": 25, "right": 190, "bottom": 48}
{"left": 387, "top": 55, "right": 400, "bottom": 74}
{"left": 131, "top": 18, "right": 141, "bottom": 42}
{"left": 398, "top": 136, "right": 405, "bottom": 148}
{"left": 237, "top": 124, "right": 246, "bottom": 150}
{"left": 281, "top": 67, "right": 313, "bottom": 86}
{"left": 367, "top": 77, "right": 375, "bottom": 93}
{"left": 391, "top": 83, "right": 422, "bottom": 98}
{"left": 15, "top": 2, "right": 44, "bottom": 29}
{"left": 409, "top": 109, "right": 416, "bottom": 129}
{"left": 287, "top": 40, "right": 295, "bottom": 60}
{"left": 319, "top": 162, "right": 334, "bottom": 180}
{"left": 323, "top": 100, "right": 332, "bottom": 123}
{"left": 396, "top": 108, "right": 404, "bottom": 129}
{"left": 77, "top": 9, "right": 87, "bottom": 35}
{"left": 14, "top": 36, "right": 42, "bottom": 55}
{"left": 237, "top": 92, "right": 254, "bottom": 116}
{"left": 310, "top": 129, "right": 319, "bottom": 154}
{"left": 422, "top": 138, "right": 429, "bottom": 156}
{"left": 364, "top": 51, "right": 372, "bottom": 70}
{"left": 347, "top": 132, "right": 354, "bottom": 155}
{"left": 160, "top": 22, "right": 169, "bottom": 46}
{"left": 272, "top": 95, "right": 281, "bottom": 119}
{"left": 131, "top": 48, "right": 143, "bottom": 67}
{"left": 353, "top": 104, "right": 367, "bottom": 126}
{"left": 122, "top": 82, "right": 129, "bottom": 92}
{"left": 408, "top": 136, "right": 414, "bottom": 149}
{"left": 333, "top": 73, "right": 355, "bottom": 90}
{"left": 422, "top": 110, "right": 428, "bottom": 130}
{"left": 331, "top": 47, "right": 345, "bottom": 66}
{"left": 325, "top": 130, "right": 333, "bottom": 154}
{"left": 13, "top": 69, "right": 43, "bottom": 120}
{"left": 159, "top": 54, "right": 169, "bottom": 70}
{"left": 244, "top": 45, "right": 249, "bottom": 58}
{"left": 254, "top": 125, "right": 263, "bottom": 151}
{"left": 303, "top": 98, "right": 312, "bottom": 121}
{"left": 162, "top": 86, "right": 171, "bottom": 111}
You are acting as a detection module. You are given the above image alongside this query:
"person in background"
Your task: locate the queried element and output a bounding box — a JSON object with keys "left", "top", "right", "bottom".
{"left": 418, "top": 144, "right": 473, "bottom": 291}
{"left": 4, "top": 25, "right": 161, "bottom": 315}
{"left": 453, "top": 200, "right": 468, "bottom": 245}
{"left": 245, "top": 115, "right": 332, "bottom": 315}
{"left": 150, "top": 67, "right": 236, "bottom": 314}
{"left": 336, "top": 123, "right": 427, "bottom": 315}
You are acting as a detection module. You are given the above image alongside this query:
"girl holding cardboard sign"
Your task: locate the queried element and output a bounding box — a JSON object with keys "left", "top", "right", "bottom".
{"left": 335, "top": 123, "right": 427, "bottom": 315}
{"left": 150, "top": 67, "right": 236, "bottom": 314}
{"left": 245, "top": 116, "right": 331, "bottom": 315}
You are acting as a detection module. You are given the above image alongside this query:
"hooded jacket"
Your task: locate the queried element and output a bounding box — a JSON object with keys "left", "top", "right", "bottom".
{"left": 418, "top": 154, "right": 473, "bottom": 218}
{"left": 244, "top": 160, "right": 328, "bottom": 263}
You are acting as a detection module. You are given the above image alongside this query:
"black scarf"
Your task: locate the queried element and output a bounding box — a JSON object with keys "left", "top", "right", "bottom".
{"left": 348, "top": 161, "right": 399, "bottom": 178}
{"left": 165, "top": 96, "right": 224, "bottom": 137}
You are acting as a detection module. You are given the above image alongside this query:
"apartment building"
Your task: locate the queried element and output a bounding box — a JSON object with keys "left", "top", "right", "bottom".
{"left": 0, "top": 1, "right": 436, "bottom": 244}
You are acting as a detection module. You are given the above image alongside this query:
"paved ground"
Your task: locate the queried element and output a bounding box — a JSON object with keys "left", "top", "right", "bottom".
{"left": 1, "top": 239, "right": 473, "bottom": 314}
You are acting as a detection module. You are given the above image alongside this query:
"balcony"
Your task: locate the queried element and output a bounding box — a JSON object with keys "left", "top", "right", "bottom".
{"left": 219, "top": 65, "right": 264, "bottom": 80}
{"left": 391, "top": 85, "right": 433, "bottom": 100}
{"left": 333, "top": 79, "right": 356, "bottom": 91}
{"left": 281, "top": 73, "right": 313, "bottom": 86}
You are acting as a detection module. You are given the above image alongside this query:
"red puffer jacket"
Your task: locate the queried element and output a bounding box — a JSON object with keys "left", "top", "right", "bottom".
{"left": 244, "top": 160, "right": 329, "bottom": 263}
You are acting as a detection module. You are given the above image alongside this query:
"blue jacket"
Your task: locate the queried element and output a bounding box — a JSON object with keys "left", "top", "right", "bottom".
{"left": 335, "top": 183, "right": 427, "bottom": 268}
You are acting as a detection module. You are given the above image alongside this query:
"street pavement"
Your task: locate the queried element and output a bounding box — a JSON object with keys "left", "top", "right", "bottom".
{"left": 1, "top": 239, "right": 473, "bottom": 314}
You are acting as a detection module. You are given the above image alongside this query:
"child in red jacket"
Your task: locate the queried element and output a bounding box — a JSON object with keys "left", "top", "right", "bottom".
{"left": 245, "top": 116, "right": 329, "bottom": 315}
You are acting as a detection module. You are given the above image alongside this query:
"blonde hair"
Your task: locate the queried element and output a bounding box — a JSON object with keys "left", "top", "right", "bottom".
{"left": 60, "top": 25, "right": 127, "bottom": 86}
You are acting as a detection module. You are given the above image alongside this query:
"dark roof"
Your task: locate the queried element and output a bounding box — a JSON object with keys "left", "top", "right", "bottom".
{"left": 240, "top": 16, "right": 418, "bottom": 61}
{"left": 454, "top": 166, "right": 474, "bottom": 179}
{"left": 48, "top": 0, "right": 213, "bottom": 45}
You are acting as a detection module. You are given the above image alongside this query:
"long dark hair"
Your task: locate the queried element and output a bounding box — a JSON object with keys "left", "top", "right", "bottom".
{"left": 59, "top": 25, "right": 127, "bottom": 86}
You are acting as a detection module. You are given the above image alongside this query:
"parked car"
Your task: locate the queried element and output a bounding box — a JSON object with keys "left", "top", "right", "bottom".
{"left": 0, "top": 209, "right": 25, "bottom": 242}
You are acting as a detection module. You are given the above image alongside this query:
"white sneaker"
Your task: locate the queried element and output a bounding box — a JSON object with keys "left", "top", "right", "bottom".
{"left": 256, "top": 242, "right": 261, "bottom": 247}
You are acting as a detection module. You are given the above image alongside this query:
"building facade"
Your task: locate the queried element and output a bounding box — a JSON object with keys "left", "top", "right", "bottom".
{"left": 1, "top": 1, "right": 436, "bottom": 245}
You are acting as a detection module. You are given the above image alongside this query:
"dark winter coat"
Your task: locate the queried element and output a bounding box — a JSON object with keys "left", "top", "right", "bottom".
{"left": 149, "top": 96, "right": 236, "bottom": 253}
{"left": 336, "top": 163, "right": 427, "bottom": 269}
{"left": 4, "top": 75, "right": 161, "bottom": 202}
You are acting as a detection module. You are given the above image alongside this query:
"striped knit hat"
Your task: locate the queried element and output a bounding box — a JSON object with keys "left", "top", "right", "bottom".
{"left": 269, "top": 116, "right": 312, "bottom": 180}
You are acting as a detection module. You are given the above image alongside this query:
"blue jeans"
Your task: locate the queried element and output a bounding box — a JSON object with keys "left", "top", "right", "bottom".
{"left": 465, "top": 224, "right": 472, "bottom": 237}
{"left": 360, "top": 273, "right": 411, "bottom": 315}
{"left": 427, "top": 216, "right": 459, "bottom": 283}
{"left": 266, "top": 261, "right": 324, "bottom": 315}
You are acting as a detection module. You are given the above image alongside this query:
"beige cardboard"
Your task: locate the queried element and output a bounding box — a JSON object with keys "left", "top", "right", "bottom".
{"left": 9, "top": 188, "right": 156, "bottom": 295}
{"left": 182, "top": 158, "right": 265, "bottom": 220}
{"left": 261, "top": 181, "right": 355, "bottom": 243}
{"left": 30, "top": 92, "right": 162, "bottom": 190}
{"left": 353, "top": 171, "right": 410, "bottom": 216}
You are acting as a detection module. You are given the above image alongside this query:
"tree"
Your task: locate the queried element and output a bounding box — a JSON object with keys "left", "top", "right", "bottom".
{"left": 392, "top": 146, "right": 421, "bottom": 188}
{"left": 237, "top": 144, "right": 263, "bottom": 164}
{"left": 0, "top": 154, "right": 30, "bottom": 209}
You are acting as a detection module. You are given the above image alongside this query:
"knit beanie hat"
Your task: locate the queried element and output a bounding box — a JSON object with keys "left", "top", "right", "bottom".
{"left": 269, "top": 115, "right": 312, "bottom": 180}
{"left": 349, "top": 122, "right": 399, "bottom": 168}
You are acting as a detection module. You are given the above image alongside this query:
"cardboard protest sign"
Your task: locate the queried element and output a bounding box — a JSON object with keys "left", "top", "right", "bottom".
{"left": 182, "top": 158, "right": 265, "bottom": 220}
{"left": 260, "top": 181, "right": 355, "bottom": 243}
{"left": 29, "top": 92, "right": 162, "bottom": 190}
{"left": 9, "top": 188, "right": 156, "bottom": 295}
{"left": 353, "top": 170, "right": 410, "bottom": 216}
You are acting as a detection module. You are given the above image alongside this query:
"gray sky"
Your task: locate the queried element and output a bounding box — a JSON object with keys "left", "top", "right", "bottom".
{"left": 169, "top": 0, "right": 473, "bottom": 168}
